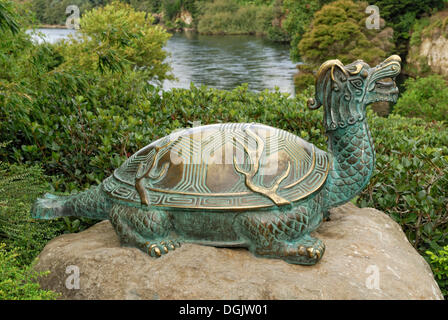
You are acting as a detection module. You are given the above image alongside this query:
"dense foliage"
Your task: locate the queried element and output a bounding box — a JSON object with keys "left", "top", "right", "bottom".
{"left": 369, "top": 0, "right": 446, "bottom": 57}
{"left": 426, "top": 246, "right": 448, "bottom": 297}
{"left": 362, "top": 113, "right": 448, "bottom": 254}
{"left": 292, "top": 0, "right": 395, "bottom": 92}
{"left": 56, "top": 1, "right": 173, "bottom": 81}
{"left": 0, "top": 2, "right": 173, "bottom": 192}
{"left": 282, "top": 0, "right": 331, "bottom": 62}
{"left": 0, "top": 0, "right": 19, "bottom": 32}
{"left": 393, "top": 75, "right": 448, "bottom": 122}
{"left": 406, "top": 12, "right": 448, "bottom": 78}
{"left": 298, "top": 0, "right": 390, "bottom": 66}
{"left": 0, "top": 243, "right": 59, "bottom": 299}
{"left": 196, "top": 0, "right": 274, "bottom": 35}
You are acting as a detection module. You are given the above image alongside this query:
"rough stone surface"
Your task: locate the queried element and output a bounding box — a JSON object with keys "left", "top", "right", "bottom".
{"left": 33, "top": 203, "right": 443, "bottom": 300}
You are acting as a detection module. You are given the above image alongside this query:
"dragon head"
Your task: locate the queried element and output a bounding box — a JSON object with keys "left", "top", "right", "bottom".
{"left": 308, "top": 55, "right": 401, "bottom": 131}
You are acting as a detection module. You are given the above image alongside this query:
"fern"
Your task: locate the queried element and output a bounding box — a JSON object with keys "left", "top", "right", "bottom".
{"left": 0, "top": 162, "right": 67, "bottom": 265}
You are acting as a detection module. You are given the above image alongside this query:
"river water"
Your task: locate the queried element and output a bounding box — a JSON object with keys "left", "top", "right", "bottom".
{"left": 29, "top": 28, "right": 297, "bottom": 95}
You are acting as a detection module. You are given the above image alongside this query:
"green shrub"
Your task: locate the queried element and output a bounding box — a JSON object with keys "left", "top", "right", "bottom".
{"left": 426, "top": 246, "right": 448, "bottom": 297}
{"left": 392, "top": 75, "right": 448, "bottom": 122}
{"left": 293, "top": 65, "right": 316, "bottom": 92}
{"left": 0, "top": 1, "right": 173, "bottom": 192}
{"left": 0, "top": 243, "right": 59, "bottom": 299}
{"left": 361, "top": 113, "right": 448, "bottom": 254}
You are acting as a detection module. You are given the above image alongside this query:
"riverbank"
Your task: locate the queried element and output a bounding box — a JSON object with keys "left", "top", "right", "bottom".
{"left": 36, "top": 23, "right": 266, "bottom": 37}
{"left": 32, "top": 0, "right": 286, "bottom": 40}
{"left": 38, "top": 24, "right": 67, "bottom": 29}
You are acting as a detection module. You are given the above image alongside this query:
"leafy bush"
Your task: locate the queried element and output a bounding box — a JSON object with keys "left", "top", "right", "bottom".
{"left": 426, "top": 246, "right": 448, "bottom": 297}
{"left": 392, "top": 75, "right": 448, "bottom": 122}
{"left": 361, "top": 113, "right": 448, "bottom": 255}
{"left": 0, "top": 243, "right": 59, "bottom": 300}
{"left": 293, "top": 64, "right": 316, "bottom": 92}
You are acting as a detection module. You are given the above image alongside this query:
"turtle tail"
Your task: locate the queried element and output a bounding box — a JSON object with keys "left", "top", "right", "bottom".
{"left": 31, "top": 184, "right": 111, "bottom": 220}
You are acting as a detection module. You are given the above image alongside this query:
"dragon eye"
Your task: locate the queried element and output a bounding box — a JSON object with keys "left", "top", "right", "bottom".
{"left": 350, "top": 79, "right": 363, "bottom": 88}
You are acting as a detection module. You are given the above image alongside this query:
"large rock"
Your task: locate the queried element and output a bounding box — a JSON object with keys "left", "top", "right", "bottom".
{"left": 33, "top": 203, "right": 443, "bottom": 300}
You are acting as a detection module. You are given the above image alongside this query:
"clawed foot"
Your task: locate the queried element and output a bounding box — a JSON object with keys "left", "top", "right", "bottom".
{"left": 254, "top": 235, "right": 325, "bottom": 265}
{"left": 283, "top": 237, "right": 325, "bottom": 265}
{"left": 145, "top": 240, "right": 181, "bottom": 258}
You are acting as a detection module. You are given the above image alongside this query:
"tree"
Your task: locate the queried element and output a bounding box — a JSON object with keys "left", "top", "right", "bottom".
{"left": 298, "top": 0, "right": 390, "bottom": 66}
{"left": 56, "top": 1, "right": 173, "bottom": 83}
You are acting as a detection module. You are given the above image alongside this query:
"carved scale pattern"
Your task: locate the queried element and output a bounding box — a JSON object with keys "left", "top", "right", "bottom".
{"left": 322, "top": 120, "right": 375, "bottom": 209}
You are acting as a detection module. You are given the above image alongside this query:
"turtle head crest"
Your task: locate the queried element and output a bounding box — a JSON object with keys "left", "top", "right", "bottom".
{"left": 309, "top": 56, "right": 401, "bottom": 131}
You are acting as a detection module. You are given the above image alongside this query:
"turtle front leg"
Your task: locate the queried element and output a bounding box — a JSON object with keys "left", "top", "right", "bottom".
{"left": 109, "top": 204, "right": 180, "bottom": 258}
{"left": 235, "top": 206, "right": 325, "bottom": 265}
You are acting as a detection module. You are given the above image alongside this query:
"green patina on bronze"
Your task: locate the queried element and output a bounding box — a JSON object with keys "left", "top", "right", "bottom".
{"left": 31, "top": 56, "right": 401, "bottom": 265}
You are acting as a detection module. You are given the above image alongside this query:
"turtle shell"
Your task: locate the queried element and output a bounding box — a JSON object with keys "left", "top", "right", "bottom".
{"left": 103, "top": 123, "right": 330, "bottom": 210}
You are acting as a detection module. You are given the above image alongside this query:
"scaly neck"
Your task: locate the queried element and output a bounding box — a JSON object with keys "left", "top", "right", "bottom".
{"left": 323, "top": 120, "right": 375, "bottom": 210}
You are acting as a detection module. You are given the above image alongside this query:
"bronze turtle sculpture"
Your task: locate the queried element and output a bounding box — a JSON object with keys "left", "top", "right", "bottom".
{"left": 32, "top": 55, "right": 401, "bottom": 265}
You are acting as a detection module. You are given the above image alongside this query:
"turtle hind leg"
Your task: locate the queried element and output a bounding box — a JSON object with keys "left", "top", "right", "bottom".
{"left": 279, "top": 234, "right": 325, "bottom": 265}
{"left": 235, "top": 206, "right": 325, "bottom": 265}
{"left": 110, "top": 204, "right": 180, "bottom": 258}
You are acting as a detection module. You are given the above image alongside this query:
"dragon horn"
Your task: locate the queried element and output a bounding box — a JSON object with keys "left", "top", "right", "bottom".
{"left": 316, "top": 59, "right": 348, "bottom": 81}
{"left": 308, "top": 59, "right": 348, "bottom": 110}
